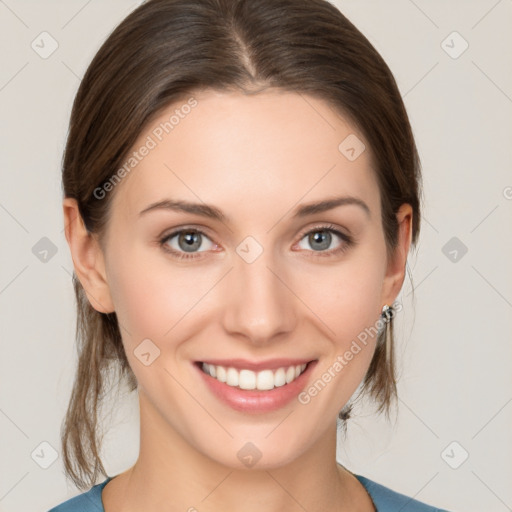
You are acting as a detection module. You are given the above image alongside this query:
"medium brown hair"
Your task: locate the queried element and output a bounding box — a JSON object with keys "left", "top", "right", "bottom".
{"left": 61, "top": 0, "right": 422, "bottom": 490}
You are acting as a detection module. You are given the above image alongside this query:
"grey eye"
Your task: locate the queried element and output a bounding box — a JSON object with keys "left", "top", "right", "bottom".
{"left": 297, "top": 229, "right": 342, "bottom": 252}
{"left": 163, "top": 230, "right": 215, "bottom": 253}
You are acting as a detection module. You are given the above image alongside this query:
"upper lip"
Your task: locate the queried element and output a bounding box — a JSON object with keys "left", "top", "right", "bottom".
{"left": 198, "top": 358, "right": 316, "bottom": 372}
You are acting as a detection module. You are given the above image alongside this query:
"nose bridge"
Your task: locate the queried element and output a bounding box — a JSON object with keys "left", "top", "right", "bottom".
{"left": 222, "top": 243, "right": 296, "bottom": 343}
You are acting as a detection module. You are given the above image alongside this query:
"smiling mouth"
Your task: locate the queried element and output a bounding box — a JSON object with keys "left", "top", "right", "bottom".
{"left": 196, "top": 361, "right": 314, "bottom": 391}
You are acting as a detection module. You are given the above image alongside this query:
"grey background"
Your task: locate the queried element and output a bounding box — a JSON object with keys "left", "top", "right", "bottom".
{"left": 1, "top": 1, "right": 511, "bottom": 511}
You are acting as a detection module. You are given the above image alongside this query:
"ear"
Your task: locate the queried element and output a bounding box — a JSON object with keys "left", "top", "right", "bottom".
{"left": 380, "top": 203, "right": 413, "bottom": 307}
{"left": 62, "top": 197, "right": 115, "bottom": 313}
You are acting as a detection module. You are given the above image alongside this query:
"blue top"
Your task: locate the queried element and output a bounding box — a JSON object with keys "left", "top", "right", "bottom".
{"left": 48, "top": 474, "right": 451, "bottom": 511}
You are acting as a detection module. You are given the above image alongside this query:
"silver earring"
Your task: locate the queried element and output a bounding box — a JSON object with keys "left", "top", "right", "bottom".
{"left": 380, "top": 304, "right": 394, "bottom": 366}
{"left": 381, "top": 304, "right": 394, "bottom": 323}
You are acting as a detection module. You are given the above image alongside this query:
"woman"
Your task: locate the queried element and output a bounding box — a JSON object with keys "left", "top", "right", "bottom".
{"left": 49, "top": 0, "right": 451, "bottom": 510}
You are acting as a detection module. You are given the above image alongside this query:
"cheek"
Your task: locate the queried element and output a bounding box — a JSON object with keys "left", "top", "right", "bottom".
{"left": 106, "top": 244, "right": 217, "bottom": 348}
{"left": 297, "top": 248, "right": 386, "bottom": 338}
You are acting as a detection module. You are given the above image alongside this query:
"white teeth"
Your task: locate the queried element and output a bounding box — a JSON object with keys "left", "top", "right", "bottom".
{"left": 201, "top": 362, "right": 309, "bottom": 390}
{"left": 216, "top": 365, "right": 226, "bottom": 382}
{"left": 239, "top": 369, "right": 256, "bottom": 390}
{"left": 273, "top": 368, "right": 286, "bottom": 387}
{"left": 226, "top": 367, "right": 239, "bottom": 387}
{"left": 257, "top": 370, "right": 275, "bottom": 390}
{"left": 285, "top": 366, "right": 295, "bottom": 384}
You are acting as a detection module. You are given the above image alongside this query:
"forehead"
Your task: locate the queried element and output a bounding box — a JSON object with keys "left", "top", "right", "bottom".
{"left": 110, "top": 89, "right": 379, "bottom": 222}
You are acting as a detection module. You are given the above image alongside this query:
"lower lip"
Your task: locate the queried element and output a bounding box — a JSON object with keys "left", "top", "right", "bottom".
{"left": 195, "top": 361, "right": 317, "bottom": 413}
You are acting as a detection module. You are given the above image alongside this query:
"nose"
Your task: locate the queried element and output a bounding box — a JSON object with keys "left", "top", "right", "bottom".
{"left": 221, "top": 248, "right": 297, "bottom": 345}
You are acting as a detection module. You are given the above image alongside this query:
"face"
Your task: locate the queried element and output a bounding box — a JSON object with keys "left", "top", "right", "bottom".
{"left": 92, "top": 89, "right": 404, "bottom": 469}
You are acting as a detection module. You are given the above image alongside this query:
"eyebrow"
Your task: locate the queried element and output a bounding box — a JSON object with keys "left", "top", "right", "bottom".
{"left": 138, "top": 195, "right": 371, "bottom": 222}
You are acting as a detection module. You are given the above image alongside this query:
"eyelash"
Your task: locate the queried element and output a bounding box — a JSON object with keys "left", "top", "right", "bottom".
{"left": 158, "top": 224, "right": 354, "bottom": 261}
